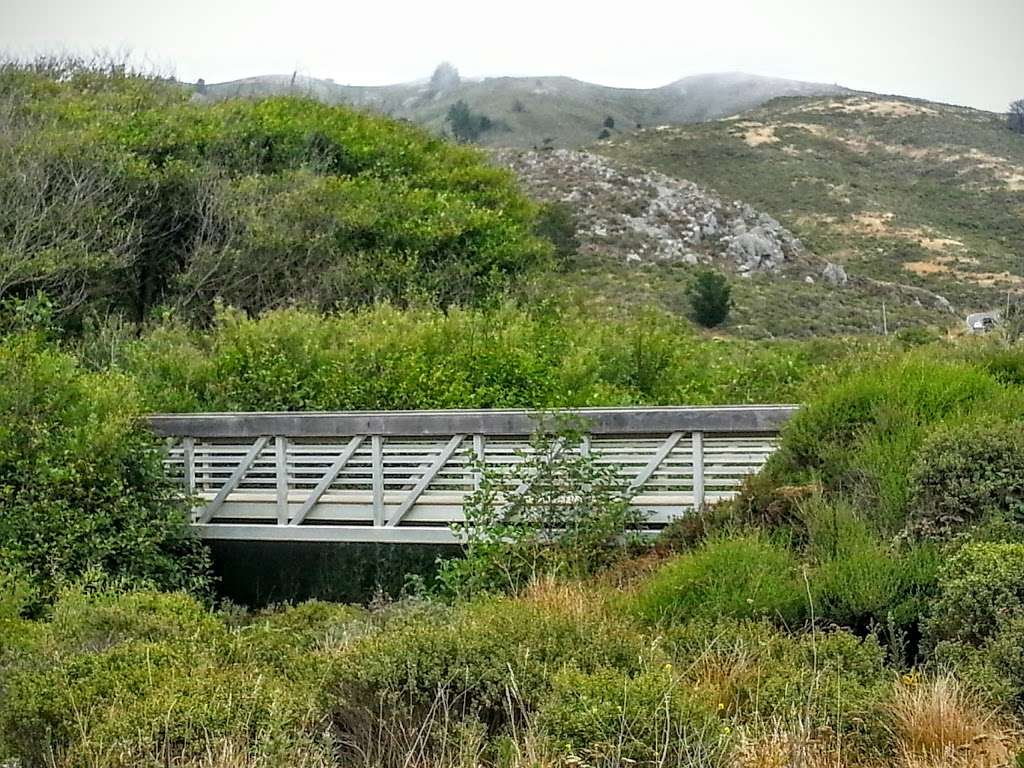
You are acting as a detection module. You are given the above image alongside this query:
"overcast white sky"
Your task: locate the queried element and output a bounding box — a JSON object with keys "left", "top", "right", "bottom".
{"left": 2, "top": 0, "right": 1022, "bottom": 112}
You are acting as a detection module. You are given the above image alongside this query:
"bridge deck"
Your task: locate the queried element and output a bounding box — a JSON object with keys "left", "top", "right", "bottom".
{"left": 152, "top": 406, "right": 796, "bottom": 544}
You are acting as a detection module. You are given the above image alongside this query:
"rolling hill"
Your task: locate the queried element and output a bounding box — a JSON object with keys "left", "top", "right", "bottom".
{"left": 197, "top": 70, "right": 847, "bottom": 148}
{"left": 573, "top": 93, "right": 1024, "bottom": 336}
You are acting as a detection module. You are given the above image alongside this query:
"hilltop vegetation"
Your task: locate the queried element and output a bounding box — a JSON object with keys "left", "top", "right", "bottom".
{"left": 600, "top": 93, "right": 1024, "bottom": 320}
{"left": 200, "top": 68, "right": 846, "bottom": 149}
{"left": 0, "top": 58, "right": 549, "bottom": 325}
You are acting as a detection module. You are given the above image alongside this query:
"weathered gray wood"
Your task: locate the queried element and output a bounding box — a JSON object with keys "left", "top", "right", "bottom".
{"left": 149, "top": 405, "right": 797, "bottom": 439}
{"left": 290, "top": 435, "right": 364, "bottom": 526}
{"left": 692, "top": 431, "right": 705, "bottom": 510}
{"left": 193, "top": 523, "right": 461, "bottom": 545}
{"left": 386, "top": 434, "right": 466, "bottom": 527}
{"left": 182, "top": 437, "right": 196, "bottom": 495}
{"left": 197, "top": 436, "right": 270, "bottom": 524}
{"left": 627, "top": 432, "right": 684, "bottom": 495}
{"left": 275, "top": 436, "right": 289, "bottom": 525}
{"left": 372, "top": 435, "right": 384, "bottom": 527}
{"left": 472, "top": 434, "right": 486, "bottom": 491}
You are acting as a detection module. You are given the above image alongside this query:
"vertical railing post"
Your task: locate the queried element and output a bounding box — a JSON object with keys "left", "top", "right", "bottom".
{"left": 275, "top": 436, "right": 289, "bottom": 525}
{"left": 472, "top": 433, "right": 486, "bottom": 491}
{"left": 182, "top": 437, "right": 196, "bottom": 495}
{"left": 691, "top": 430, "right": 705, "bottom": 511}
{"left": 182, "top": 436, "right": 197, "bottom": 522}
{"left": 372, "top": 435, "right": 384, "bottom": 527}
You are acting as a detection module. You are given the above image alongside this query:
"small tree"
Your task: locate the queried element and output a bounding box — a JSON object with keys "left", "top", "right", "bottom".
{"left": 439, "top": 422, "right": 643, "bottom": 596}
{"left": 445, "top": 99, "right": 492, "bottom": 143}
{"left": 1010, "top": 99, "right": 1024, "bottom": 135}
{"left": 603, "top": 115, "right": 615, "bottom": 129}
{"left": 687, "top": 269, "right": 732, "bottom": 328}
{"left": 597, "top": 128, "right": 611, "bottom": 140}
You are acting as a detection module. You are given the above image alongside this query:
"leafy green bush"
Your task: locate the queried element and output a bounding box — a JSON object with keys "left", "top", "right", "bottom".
{"left": 909, "top": 420, "right": 1024, "bottom": 537}
{"left": 0, "top": 61, "right": 549, "bottom": 322}
{"left": 923, "top": 542, "right": 1024, "bottom": 647}
{"left": 439, "top": 425, "right": 643, "bottom": 597}
{"left": 0, "top": 586, "right": 348, "bottom": 766}
{"left": 124, "top": 304, "right": 840, "bottom": 413}
{"left": 629, "top": 533, "right": 808, "bottom": 627}
{"left": 0, "top": 334, "right": 209, "bottom": 600}
{"left": 536, "top": 666, "right": 722, "bottom": 765}
{"left": 335, "top": 597, "right": 648, "bottom": 727}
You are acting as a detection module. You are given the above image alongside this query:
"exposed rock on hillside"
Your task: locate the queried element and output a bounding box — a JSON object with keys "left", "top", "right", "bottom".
{"left": 495, "top": 149, "right": 805, "bottom": 272}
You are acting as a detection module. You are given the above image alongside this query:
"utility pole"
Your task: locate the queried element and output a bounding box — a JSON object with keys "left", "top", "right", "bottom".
{"left": 882, "top": 302, "right": 888, "bottom": 336}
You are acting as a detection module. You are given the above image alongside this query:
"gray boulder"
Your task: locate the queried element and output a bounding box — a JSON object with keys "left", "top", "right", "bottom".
{"left": 822, "top": 262, "right": 848, "bottom": 286}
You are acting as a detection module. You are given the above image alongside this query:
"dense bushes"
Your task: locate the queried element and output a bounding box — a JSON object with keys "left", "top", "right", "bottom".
{"left": 766, "top": 353, "right": 1024, "bottom": 531}
{"left": 0, "top": 334, "right": 208, "bottom": 600}
{"left": 0, "top": 60, "right": 550, "bottom": 322}
{"left": 909, "top": 421, "right": 1024, "bottom": 537}
{"left": 120, "top": 304, "right": 846, "bottom": 413}
{"left": 335, "top": 597, "right": 647, "bottom": 725}
{"left": 0, "top": 586, "right": 342, "bottom": 767}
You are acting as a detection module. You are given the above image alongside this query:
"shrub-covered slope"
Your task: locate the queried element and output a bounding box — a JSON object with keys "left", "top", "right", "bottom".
{"left": 0, "top": 61, "right": 549, "bottom": 324}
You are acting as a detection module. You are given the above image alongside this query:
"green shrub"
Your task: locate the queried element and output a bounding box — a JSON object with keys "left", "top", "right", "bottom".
{"left": 802, "top": 501, "right": 939, "bottom": 640}
{"left": 768, "top": 353, "right": 1020, "bottom": 530}
{"left": 629, "top": 533, "right": 808, "bottom": 627}
{"left": 0, "top": 61, "right": 549, "bottom": 322}
{"left": 923, "top": 542, "right": 1024, "bottom": 647}
{"left": 335, "top": 597, "right": 648, "bottom": 727}
{"left": 124, "top": 303, "right": 837, "bottom": 413}
{"left": 0, "top": 586, "right": 341, "bottom": 766}
{"left": 439, "top": 426, "right": 643, "bottom": 597}
{"left": 535, "top": 666, "right": 723, "bottom": 765}
{"left": 909, "top": 420, "right": 1024, "bottom": 537}
{"left": 0, "top": 335, "right": 209, "bottom": 600}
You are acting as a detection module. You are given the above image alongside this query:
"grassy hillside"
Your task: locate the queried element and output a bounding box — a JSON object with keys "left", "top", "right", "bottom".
{"left": 599, "top": 93, "right": 1024, "bottom": 320}
{"left": 200, "top": 71, "right": 847, "bottom": 148}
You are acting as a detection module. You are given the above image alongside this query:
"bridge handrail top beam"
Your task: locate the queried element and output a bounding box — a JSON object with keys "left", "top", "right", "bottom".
{"left": 149, "top": 404, "right": 798, "bottom": 439}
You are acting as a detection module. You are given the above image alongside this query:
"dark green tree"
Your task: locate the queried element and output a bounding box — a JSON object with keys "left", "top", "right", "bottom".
{"left": 687, "top": 269, "right": 733, "bottom": 328}
{"left": 597, "top": 128, "right": 611, "bottom": 140}
{"left": 445, "top": 99, "right": 492, "bottom": 143}
{"left": 1010, "top": 99, "right": 1024, "bottom": 135}
{"left": 603, "top": 115, "right": 615, "bottom": 129}
{"left": 534, "top": 202, "right": 580, "bottom": 262}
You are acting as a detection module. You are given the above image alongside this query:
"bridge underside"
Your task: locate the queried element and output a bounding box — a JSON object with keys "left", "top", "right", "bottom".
{"left": 154, "top": 407, "right": 794, "bottom": 544}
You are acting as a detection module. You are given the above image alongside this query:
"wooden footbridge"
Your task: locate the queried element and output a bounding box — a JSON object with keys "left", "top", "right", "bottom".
{"left": 152, "top": 406, "right": 796, "bottom": 545}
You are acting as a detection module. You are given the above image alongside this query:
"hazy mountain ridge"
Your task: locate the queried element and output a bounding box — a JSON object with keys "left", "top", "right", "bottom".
{"left": 196, "top": 70, "right": 848, "bottom": 147}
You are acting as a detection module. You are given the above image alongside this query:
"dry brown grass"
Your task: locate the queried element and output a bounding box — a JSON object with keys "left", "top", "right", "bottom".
{"left": 888, "top": 675, "right": 1018, "bottom": 768}
{"left": 729, "top": 718, "right": 845, "bottom": 768}
{"left": 520, "top": 574, "right": 604, "bottom": 619}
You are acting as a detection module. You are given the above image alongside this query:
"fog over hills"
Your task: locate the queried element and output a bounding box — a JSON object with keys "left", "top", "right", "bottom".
{"left": 196, "top": 68, "right": 848, "bottom": 148}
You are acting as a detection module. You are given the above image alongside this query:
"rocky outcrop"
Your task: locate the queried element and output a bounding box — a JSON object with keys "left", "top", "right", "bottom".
{"left": 494, "top": 149, "right": 805, "bottom": 272}
{"left": 822, "top": 262, "right": 849, "bottom": 286}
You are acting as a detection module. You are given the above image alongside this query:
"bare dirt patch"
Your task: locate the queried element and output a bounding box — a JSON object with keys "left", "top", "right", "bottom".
{"left": 803, "top": 97, "right": 939, "bottom": 118}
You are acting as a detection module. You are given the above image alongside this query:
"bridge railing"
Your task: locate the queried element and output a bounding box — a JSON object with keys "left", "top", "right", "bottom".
{"left": 150, "top": 406, "right": 797, "bottom": 544}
